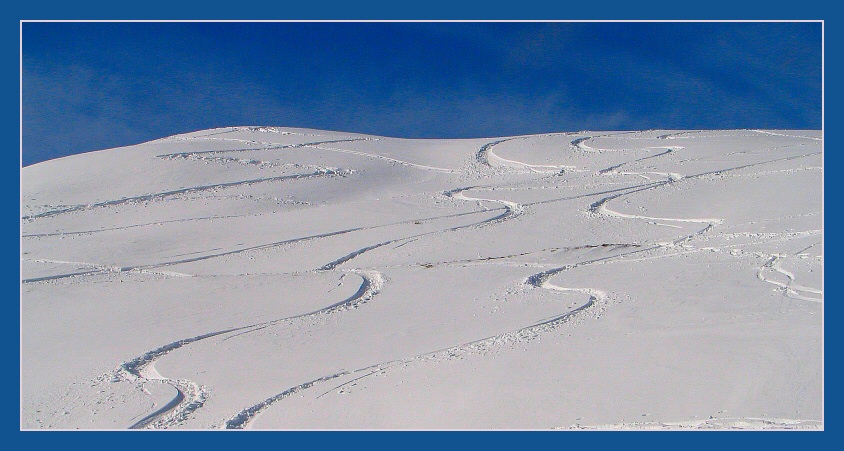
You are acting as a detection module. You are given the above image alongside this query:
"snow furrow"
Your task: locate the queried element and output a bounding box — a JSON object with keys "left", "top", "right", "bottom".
{"left": 656, "top": 131, "right": 703, "bottom": 140}
{"left": 218, "top": 275, "right": 605, "bottom": 429}
{"left": 751, "top": 130, "right": 822, "bottom": 141}
{"left": 588, "top": 152, "right": 821, "bottom": 229}
{"left": 444, "top": 187, "right": 523, "bottom": 226}
{"left": 111, "top": 270, "right": 384, "bottom": 429}
{"left": 23, "top": 169, "right": 351, "bottom": 221}
{"left": 757, "top": 255, "right": 823, "bottom": 303}
{"left": 476, "top": 139, "right": 514, "bottom": 169}
{"left": 219, "top": 244, "right": 676, "bottom": 430}
{"left": 307, "top": 144, "right": 457, "bottom": 173}
{"left": 22, "top": 212, "right": 263, "bottom": 238}
{"left": 221, "top": 372, "right": 350, "bottom": 429}
{"left": 597, "top": 147, "right": 679, "bottom": 175}
{"left": 314, "top": 190, "right": 524, "bottom": 272}
{"left": 157, "top": 138, "right": 374, "bottom": 158}
{"left": 569, "top": 132, "right": 640, "bottom": 152}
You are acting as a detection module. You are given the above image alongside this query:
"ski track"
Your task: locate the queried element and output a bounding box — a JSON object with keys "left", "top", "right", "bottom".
{"left": 569, "top": 131, "right": 641, "bottom": 152}
{"left": 314, "top": 183, "right": 529, "bottom": 273}
{"left": 85, "top": 164, "right": 406, "bottom": 428}
{"left": 22, "top": 168, "right": 351, "bottom": 221}
{"left": 219, "top": 138, "right": 684, "bottom": 429}
{"left": 597, "top": 147, "right": 680, "bottom": 175}
{"left": 306, "top": 144, "right": 458, "bottom": 173}
{"left": 757, "top": 255, "right": 823, "bottom": 302}
{"left": 220, "top": 142, "right": 553, "bottom": 429}
{"left": 22, "top": 209, "right": 508, "bottom": 285}
{"left": 103, "top": 201, "right": 387, "bottom": 429}
{"left": 475, "top": 134, "right": 589, "bottom": 175}
{"left": 751, "top": 130, "right": 822, "bottom": 141}
{"left": 157, "top": 138, "right": 375, "bottom": 158}
{"left": 26, "top": 130, "right": 822, "bottom": 429}
{"left": 220, "top": 270, "right": 605, "bottom": 429}
{"left": 656, "top": 130, "right": 704, "bottom": 140}
{"left": 21, "top": 229, "right": 365, "bottom": 284}
{"left": 22, "top": 212, "right": 265, "bottom": 239}
{"left": 588, "top": 151, "right": 822, "bottom": 228}
{"left": 161, "top": 152, "right": 332, "bottom": 171}
{"left": 220, "top": 236, "right": 679, "bottom": 429}
{"left": 112, "top": 269, "right": 384, "bottom": 429}
{"left": 476, "top": 138, "right": 517, "bottom": 171}
{"left": 482, "top": 141, "right": 577, "bottom": 174}
{"left": 21, "top": 258, "right": 194, "bottom": 284}
{"left": 444, "top": 187, "right": 523, "bottom": 225}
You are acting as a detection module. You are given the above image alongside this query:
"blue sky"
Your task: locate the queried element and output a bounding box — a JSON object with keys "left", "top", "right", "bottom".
{"left": 21, "top": 21, "right": 821, "bottom": 166}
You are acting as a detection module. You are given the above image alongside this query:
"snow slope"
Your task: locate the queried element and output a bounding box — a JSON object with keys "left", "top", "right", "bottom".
{"left": 21, "top": 127, "right": 822, "bottom": 429}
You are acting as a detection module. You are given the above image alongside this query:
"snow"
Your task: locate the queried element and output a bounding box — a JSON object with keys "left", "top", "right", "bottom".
{"left": 21, "top": 127, "right": 822, "bottom": 429}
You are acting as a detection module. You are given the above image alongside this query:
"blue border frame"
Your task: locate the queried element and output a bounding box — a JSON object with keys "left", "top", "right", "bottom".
{"left": 7, "top": 1, "right": 837, "bottom": 448}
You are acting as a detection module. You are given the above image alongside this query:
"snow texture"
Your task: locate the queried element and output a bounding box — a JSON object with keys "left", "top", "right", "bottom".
{"left": 21, "top": 127, "right": 822, "bottom": 430}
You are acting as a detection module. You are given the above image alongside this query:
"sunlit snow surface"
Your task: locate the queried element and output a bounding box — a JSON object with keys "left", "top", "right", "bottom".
{"left": 21, "top": 128, "right": 822, "bottom": 429}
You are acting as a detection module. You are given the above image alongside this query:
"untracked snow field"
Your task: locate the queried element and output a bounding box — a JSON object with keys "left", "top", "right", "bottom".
{"left": 21, "top": 128, "right": 823, "bottom": 430}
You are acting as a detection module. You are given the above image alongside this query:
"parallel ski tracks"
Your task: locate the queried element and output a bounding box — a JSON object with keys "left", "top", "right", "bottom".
{"left": 23, "top": 130, "right": 822, "bottom": 429}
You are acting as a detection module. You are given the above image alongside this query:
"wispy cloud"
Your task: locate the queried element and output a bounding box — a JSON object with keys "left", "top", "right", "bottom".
{"left": 22, "top": 22, "right": 821, "bottom": 165}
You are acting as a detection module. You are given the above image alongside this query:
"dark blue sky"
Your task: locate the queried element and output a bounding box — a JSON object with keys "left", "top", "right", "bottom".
{"left": 21, "top": 21, "right": 822, "bottom": 166}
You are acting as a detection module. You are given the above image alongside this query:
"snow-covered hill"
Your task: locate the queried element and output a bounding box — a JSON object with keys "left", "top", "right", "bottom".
{"left": 21, "top": 127, "right": 823, "bottom": 429}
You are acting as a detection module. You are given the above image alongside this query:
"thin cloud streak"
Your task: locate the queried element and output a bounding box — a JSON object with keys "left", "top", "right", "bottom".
{"left": 22, "top": 22, "right": 821, "bottom": 166}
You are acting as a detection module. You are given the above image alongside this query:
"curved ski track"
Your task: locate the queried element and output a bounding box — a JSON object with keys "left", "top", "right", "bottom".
{"left": 98, "top": 137, "right": 535, "bottom": 428}
{"left": 114, "top": 269, "right": 384, "bottom": 429}
{"left": 221, "top": 226, "right": 725, "bottom": 429}
{"left": 115, "top": 174, "right": 532, "bottom": 429}
{"left": 25, "top": 129, "right": 822, "bottom": 429}
{"left": 757, "top": 253, "right": 823, "bottom": 302}
{"left": 220, "top": 264, "right": 609, "bottom": 429}
{"left": 217, "top": 136, "right": 693, "bottom": 429}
